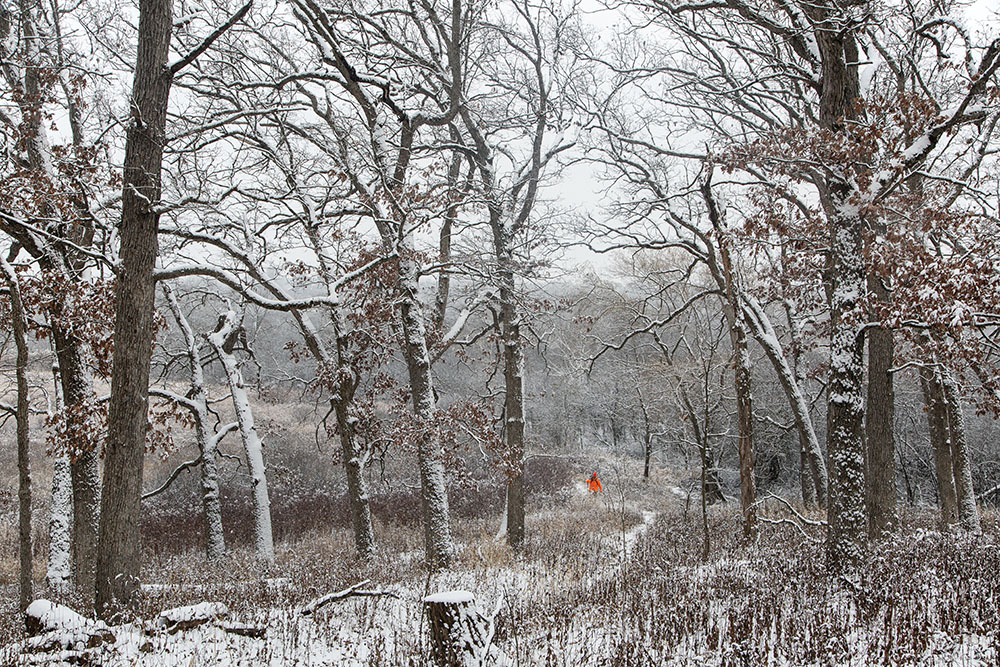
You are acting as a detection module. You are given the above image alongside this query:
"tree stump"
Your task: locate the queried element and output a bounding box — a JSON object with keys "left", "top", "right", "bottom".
{"left": 423, "top": 591, "right": 495, "bottom": 666}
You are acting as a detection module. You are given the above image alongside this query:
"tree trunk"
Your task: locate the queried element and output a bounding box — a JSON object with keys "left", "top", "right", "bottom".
{"left": 95, "top": 0, "right": 173, "bottom": 616}
{"left": 811, "top": 5, "right": 867, "bottom": 573}
{"left": 423, "top": 591, "right": 498, "bottom": 667}
{"left": 865, "top": 277, "right": 897, "bottom": 536}
{"left": 703, "top": 175, "right": 757, "bottom": 539}
{"left": 163, "top": 286, "right": 225, "bottom": 559}
{"left": 920, "top": 364, "right": 958, "bottom": 528}
{"left": 2, "top": 254, "right": 33, "bottom": 612}
{"left": 301, "top": 223, "right": 377, "bottom": 560}
{"left": 398, "top": 254, "right": 455, "bottom": 568}
{"left": 46, "top": 361, "right": 72, "bottom": 595}
{"left": 51, "top": 327, "right": 100, "bottom": 599}
{"left": 745, "top": 297, "right": 828, "bottom": 508}
{"left": 47, "top": 454, "right": 73, "bottom": 595}
{"left": 334, "top": 394, "right": 376, "bottom": 560}
{"left": 433, "top": 148, "right": 462, "bottom": 331}
{"left": 940, "top": 370, "right": 981, "bottom": 532}
{"left": 864, "top": 172, "right": 898, "bottom": 534}
{"left": 209, "top": 309, "right": 275, "bottom": 563}
{"left": 500, "top": 277, "right": 527, "bottom": 549}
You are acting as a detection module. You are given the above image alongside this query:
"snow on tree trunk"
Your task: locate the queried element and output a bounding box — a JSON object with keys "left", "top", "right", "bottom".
{"left": 397, "top": 254, "right": 455, "bottom": 568}
{"left": 810, "top": 5, "right": 867, "bottom": 573}
{"left": 920, "top": 365, "right": 958, "bottom": 528}
{"left": 865, "top": 268, "right": 897, "bottom": 537}
{"left": 50, "top": 326, "right": 101, "bottom": 600}
{"left": 940, "top": 370, "right": 981, "bottom": 533}
{"left": 2, "top": 254, "right": 33, "bottom": 611}
{"left": 334, "top": 394, "right": 376, "bottom": 560}
{"left": 745, "top": 296, "right": 828, "bottom": 508}
{"left": 47, "top": 455, "right": 73, "bottom": 595}
{"left": 824, "top": 195, "right": 870, "bottom": 572}
{"left": 825, "top": 208, "right": 868, "bottom": 572}
{"left": 46, "top": 361, "right": 73, "bottom": 595}
{"left": 209, "top": 307, "right": 274, "bottom": 563}
{"left": 199, "top": 421, "right": 226, "bottom": 560}
{"left": 164, "top": 286, "right": 225, "bottom": 559}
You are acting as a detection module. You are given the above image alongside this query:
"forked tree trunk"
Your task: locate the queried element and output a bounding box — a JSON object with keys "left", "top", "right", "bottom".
{"left": 163, "top": 286, "right": 226, "bottom": 559}
{"left": 2, "top": 255, "right": 33, "bottom": 612}
{"left": 209, "top": 308, "right": 274, "bottom": 563}
{"left": 95, "top": 0, "right": 173, "bottom": 618}
{"left": 703, "top": 175, "right": 757, "bottom": 539}
{"left": 745, "top": 296, "right": 828, "bottom": 508}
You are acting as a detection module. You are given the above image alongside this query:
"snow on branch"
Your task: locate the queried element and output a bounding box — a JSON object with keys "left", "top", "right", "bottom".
{"left": 169, "top": 1, "right": 253, "bottom": 76}
{"left": 299, "top": 579, "right": 399, "bottom": 615}
{"left": 141, "top": 455, "right": 204, "bottom": 500}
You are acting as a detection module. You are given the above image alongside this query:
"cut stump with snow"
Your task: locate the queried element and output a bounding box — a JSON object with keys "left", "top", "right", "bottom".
{"left": 423, "top": 591, "right": 502, "bottom": 666}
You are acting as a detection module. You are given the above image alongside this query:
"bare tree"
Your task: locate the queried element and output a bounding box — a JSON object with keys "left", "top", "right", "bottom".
{"left": 1, "top": 251, "right": 33, "bottom": 612}
{"left": 96, "top": 0, "right": 251, "bottom": 617}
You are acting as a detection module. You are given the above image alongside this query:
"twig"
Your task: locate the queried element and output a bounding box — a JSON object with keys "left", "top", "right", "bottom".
{"left": 299, "top": 579, "right": 399, "bottom": 615}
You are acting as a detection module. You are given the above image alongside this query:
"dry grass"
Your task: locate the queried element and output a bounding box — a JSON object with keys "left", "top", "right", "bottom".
{"left": 2, "top": 458, "right": 999, "bottom": 665}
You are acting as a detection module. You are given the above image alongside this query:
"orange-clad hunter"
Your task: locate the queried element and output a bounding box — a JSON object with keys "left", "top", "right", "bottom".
{"left": 588, "top": 472, "right": 602, "bottom": 493}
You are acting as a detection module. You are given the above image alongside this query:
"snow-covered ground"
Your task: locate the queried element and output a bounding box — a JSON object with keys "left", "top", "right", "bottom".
{"left": 4, "top": 469, "right": 999, "bottom": 666}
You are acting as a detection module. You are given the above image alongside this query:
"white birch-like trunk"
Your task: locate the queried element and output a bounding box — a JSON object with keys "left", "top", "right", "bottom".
{"left": 48, "top": 455, "right": 74, "bottom": 594}
{"left": 209, "top": 308, "right": 274, "bottom": 563}
{"left": 46, "top": 362, "right": 73, "bottom": 594}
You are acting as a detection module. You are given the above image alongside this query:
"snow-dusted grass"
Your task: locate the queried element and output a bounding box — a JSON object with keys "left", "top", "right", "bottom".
{"left": 2, "top": 466, "right": 999, "bottom": 665}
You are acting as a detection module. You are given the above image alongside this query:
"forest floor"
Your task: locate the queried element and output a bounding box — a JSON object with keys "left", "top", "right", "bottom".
{"left": 1, "top": 455, "right": 999, "bottom": 665}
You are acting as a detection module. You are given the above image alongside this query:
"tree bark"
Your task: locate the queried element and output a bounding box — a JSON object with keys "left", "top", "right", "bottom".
{"left": 209, "top": 308, "right": 274, "bottom": 563}
{"left": 51, "top": 327, "right": 100, "bottom": 598}
{"left": 940, "top": 370, "right": 981, "bottom": 532}
{"left": 865, "top": 274, "right": 897, "bottom": 537}
{"left": 47, "top": 454, "right": 73, "bottom": 595}
{"left": 96, "top": 0, "right": 173, "bottom": 617}
{"left": 703, "top": 175, "right": 757, "bottom": 539}
{"left": 809, "top": 2, "right": 868, "bottom": 573}
{"left": 920, "top": 364, "right": 958, "bottom": 528}
{"left": 2, "top": 254, "right": 33, "bottom": 612}
{"left": 398, "top": 253, "right": 455, "bottom": 568}
{"left": 501, "top": 290, "right": 526, "bottom": 549}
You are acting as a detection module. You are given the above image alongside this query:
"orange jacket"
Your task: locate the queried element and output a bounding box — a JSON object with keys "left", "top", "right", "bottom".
{"left": 588, "top": 475, "right": 602, "bottom": 492}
